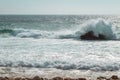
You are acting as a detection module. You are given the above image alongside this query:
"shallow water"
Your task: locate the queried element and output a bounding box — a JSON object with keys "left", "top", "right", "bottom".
{"left": 0, "top": 38, "right": 120, "bottom": 71}
{"left": 0, "top": 15, "right": 120, "bottom": 76}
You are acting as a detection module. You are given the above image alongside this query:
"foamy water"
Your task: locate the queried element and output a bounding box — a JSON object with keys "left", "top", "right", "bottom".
{"left": 0, "top": 15, "right": 120, "bottom": 77}
{"left": 0, "top": 38, "right": 120, "bottom": 71}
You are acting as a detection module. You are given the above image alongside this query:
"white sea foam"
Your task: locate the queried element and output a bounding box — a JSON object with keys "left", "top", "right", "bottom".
{"left": 0, "top": 18, "right": 119, "bottom": 40}
{"left": 0, "top": 38, "right": 120, "bottom": 71}
{"left": 1, "top": 67, "right": 120, "bottom": 79}
{"left": 0, "top": 17, "right": 120, "bottom": 71}
{"left": 59, "top": 19, "right": 117, "bottom": 40}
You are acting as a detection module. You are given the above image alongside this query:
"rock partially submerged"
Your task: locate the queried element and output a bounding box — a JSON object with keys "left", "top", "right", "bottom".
{"left": 111, "top": 75, "right": 119, "bottom": 80}
{"left": 52, "top": 77, "right": 63, "bottom": 80}
{"left": 80, "top": 31, "right": 106, "bottom": 40}
{"left": 0, "top": 75, "right": 119, "bottom": 80}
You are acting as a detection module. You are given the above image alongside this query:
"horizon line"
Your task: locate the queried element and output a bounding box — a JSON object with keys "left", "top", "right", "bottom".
{"left": 0, "top": 14, "right": 119, "bottom": 16}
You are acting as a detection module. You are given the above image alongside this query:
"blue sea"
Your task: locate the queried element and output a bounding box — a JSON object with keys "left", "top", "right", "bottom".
{"left": 0, "top": 15, "right": 120, "bottom": 78}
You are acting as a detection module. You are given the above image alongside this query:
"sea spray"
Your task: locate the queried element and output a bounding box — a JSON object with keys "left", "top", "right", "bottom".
{"left": 0, "top": 19, "right": 118, "bottom": 40}
{"left": 75, "top": 19, "right": 116, "bottom": 40}
{"left": 59, "top": 19, "right": 117, "bottom": 40}
{"left": 0, "top": 15, "right": 120, "bottom": 71}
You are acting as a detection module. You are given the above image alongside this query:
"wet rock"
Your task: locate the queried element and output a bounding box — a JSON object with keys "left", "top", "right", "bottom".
{"left": 97, "top": 76, "right": 106, "bottom": 80}
{"left": 111, "top": 75, "right": 119, "bottom": 80}
{"left": 9, "top": 77, "right": 14, "bottom": 80}
{"left": 0, "top": 77, "right": 7, "bottom": 80}
{"left": 32, "top": 76, "right": 44, "bottom": 80}
{"left": 4, "top": 77, "right": 9, "bottom": 80}
{"left": 43, "top": 78, "right": 48, "bottom": 80}
{"left": 99, "top": 34, "right": 105, "bottom": 39}
{"left": 2, "top": 77, "right": 9, "bottom": 80}
{"left": 14, "top": 77, "right": 22, "bottom": 80}
{"left": 78, "top": 78, "right": 86, "bottom": 80}
{"left": 32, "top": 76, "right": 40, "bottom": 80}
{"left": 21, "top": 78, "right": 28, "bottom": 80}
{"left": 64, "top": 77, "right": 75, "bottom": 80}
{"left": 64, "top": 77, "right": 71, "bottom": 80}
{"left": 25, "top": 78, "right": 32, "bottom": 80}
{"left": 106, "top": 78, "right": 110, "bottom": 80}
{"left": 52, "top": 77, "right": 63, "bottom": 80}
{"left": 80, "top": 31, "right": 106, "bottom": 40}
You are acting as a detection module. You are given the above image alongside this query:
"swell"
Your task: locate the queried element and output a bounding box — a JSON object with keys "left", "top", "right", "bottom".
{"left": 0, "top": 18, "right": 119, "bottom": 40}
{"left": 0, "top": 29, "right": 14, "bottom": 34}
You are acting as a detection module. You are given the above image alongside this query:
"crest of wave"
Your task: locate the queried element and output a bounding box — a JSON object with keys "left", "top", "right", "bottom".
{"left": 60, "top": 18, "right": 117, "bottom": 40}
{"left": 0, "top": 18, "right": 117, "bottom": 40}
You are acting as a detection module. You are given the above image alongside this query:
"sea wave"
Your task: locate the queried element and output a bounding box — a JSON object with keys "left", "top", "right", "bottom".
{"left": 0, "top": 18, "right": 119, "bottom": 40}
{"left": 59, "top": 19, "right": 117, "bottom": 40}
{"left": 0, "top": 54, "right": 120, "bottom": 71}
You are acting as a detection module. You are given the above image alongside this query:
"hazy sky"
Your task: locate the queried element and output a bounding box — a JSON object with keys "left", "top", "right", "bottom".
{"left": 0, "top": 0, "right": 120, "bottom": 15}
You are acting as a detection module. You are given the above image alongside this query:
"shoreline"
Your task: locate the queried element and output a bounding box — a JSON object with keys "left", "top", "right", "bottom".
{"left": 0, "top": 67, "right": 120, "bottom": 80}
{"left": 0, "top": 75, "right": 119, "bottom": 80}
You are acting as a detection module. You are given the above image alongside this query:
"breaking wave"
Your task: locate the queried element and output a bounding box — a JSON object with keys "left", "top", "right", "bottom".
{"left": 59, "top": 19, "right": 117, "bottom": 40}
{"left": 0, "top": 54, "right": 120, "bottom": 71}
{"left": 0, "top": 19, "right": 119, "bottom": 40}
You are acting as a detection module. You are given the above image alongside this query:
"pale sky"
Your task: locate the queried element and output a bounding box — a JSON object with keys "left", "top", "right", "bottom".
{"left": 0, "top": 0, "right": 120, "bottom": 15}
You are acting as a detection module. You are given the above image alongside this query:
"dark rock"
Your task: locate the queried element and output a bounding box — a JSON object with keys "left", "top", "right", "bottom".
{"left": 64, "top": 77, "right": 71, "bottom": 80}
{"left": 0, "top": 77, "right": 7, "bottom": 80}
{"left": 4, "top": 77, "right": 9, "bottom": 80}
{"left": 43, "top": 78, "right": 48, "bottom": 80}
{"left": 111, "top": 75, "right": 119, "bottom": 79}
{"left": 97, "top": 76, "right": 106, "bottom": 80}
{"left": 21, "top": 78, "right": 28, "bottom": 80}
{"left": 78, "top": 78, "right": 86, "bottom": 80}
{"left": 14, "top": 77, "right": 22, "bottom": 80}
{"left": 64, "top": 77, "right": 75, "bottom": 80}
{"left": 52, "top": 77, "right": 63, "bottom": 80}
{"left": 106, "top": 78, "right": 110, "bottom": 80}
{"left": 32, "top": 76, "right": 40, "bottom": 80}
{"left": 80, "top": 31, "right": 106, "bottom": 40}
{"left": 32, "top": 76, "right": 44, "bottom": 80}
{"left": 9, "top": 77, "right": 14, "bottom": 80}
{"left": 99, "top": 34, "right": 105, "bottom": 39}
{"left": 25, "top": 78, "right": 32, "bottom": 80}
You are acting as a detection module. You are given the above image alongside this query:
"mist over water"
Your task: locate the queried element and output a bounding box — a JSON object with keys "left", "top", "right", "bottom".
{"left": 0, "top": 15, "right": 120, "bottom": 71}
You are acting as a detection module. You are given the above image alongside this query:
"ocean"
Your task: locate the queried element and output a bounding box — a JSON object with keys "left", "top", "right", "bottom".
{"left": 0, "top": 15, "right": 120, "bottom": 78}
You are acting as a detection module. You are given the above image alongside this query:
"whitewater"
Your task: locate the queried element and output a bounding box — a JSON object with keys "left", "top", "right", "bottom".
{"left": 0, "top": 15, "right": 120, "bottom": 78}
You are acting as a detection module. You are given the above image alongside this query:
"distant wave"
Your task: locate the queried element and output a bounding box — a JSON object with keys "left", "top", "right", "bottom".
{"left": 0, "top": 19, "right": 119, "bottom": 40}
{"left": 0, "top": 28, "right": 55, "bottom": 38}
{"left": 0, "top": 29, "right": 14, "bottom": 34}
